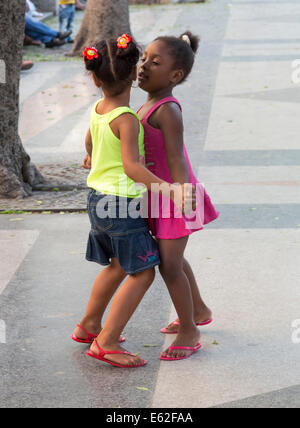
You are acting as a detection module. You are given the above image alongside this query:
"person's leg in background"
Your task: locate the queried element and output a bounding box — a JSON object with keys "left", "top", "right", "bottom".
{"left": 59, "top": 5, "right": 75, "bottom": 43}
{"left": 25, "top": 13, "right": 72, "bottom": 47}
{"left": 25, "top": 13, "right": 58, "bottom": 44}
{"left": 66, "top": 5, "right": 76, "bottom": 42}
{"left": 59, "top": 5, "right": 68, "bottom": 39}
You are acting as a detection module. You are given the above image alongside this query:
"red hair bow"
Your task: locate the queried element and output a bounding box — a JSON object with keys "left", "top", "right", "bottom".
{"left": 83, "top": 47, "right": 99, "bottom": 61}
{"left": 117, "top": 34, "right": 132, "bottom": 49}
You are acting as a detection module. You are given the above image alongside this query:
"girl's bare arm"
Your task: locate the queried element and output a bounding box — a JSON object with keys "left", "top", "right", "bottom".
{"left": 82, "top": 129, "right": 92, "bottom": 169}
{"left": 85, "top": 128, "right": 93, "bottom": 156}
{"left": 118, "top": 114, "right": 195, "bottom": 212}
{"left": 155, "top": 103, "right": 189, "bottom": 185}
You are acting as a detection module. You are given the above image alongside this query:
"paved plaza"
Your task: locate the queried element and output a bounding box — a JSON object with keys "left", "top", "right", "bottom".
{"left": 0, "top": 0, "right": 300, "bottom": 408}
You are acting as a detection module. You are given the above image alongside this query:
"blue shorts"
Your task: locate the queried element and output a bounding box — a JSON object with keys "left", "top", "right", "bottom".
{"left": 86, "top": 189, "right": 160, "bottom": 274}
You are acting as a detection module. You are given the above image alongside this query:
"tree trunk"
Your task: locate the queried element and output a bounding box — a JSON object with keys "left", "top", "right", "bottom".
{"left": 69, "top": 0, "right": 132, "bottom": 56}
{"left": 0, "top": 0, "right": 45, "bottom": 198}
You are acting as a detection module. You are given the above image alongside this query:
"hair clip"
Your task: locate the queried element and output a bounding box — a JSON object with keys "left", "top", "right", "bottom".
{"left": 83, "top": 47, "right": 99, "bottom": 61}
{"left": 117, "top": 34, "right": 132, "bottom": 49}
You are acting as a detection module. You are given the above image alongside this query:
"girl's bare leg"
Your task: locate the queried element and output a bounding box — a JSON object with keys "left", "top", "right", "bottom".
{"left": 89, "top": 266, "right": 155, "bottom": 366}
{"left": 158, "top": 237, "right": 201, "bottom": 359}
{"left": 163, "top": 258, "right": 212, "bottom": 333}
{"left": 73, "top": 258, "right": 127, "bottom": 340}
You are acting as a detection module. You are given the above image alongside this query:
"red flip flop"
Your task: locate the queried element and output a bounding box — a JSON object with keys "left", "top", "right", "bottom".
{"left": 72, "top": 324, "right": 125, "bottom": 344}
{"left": 86, "top": 340, "right": 147, "bottom": 368}
{"left": 160, "top": 319, "right": 213, "bottom": 334}
{"left": 160, "top": 342, "right": 202, "bottom": 361}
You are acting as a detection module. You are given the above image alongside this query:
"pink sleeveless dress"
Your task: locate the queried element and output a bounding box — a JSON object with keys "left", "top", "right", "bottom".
{"left": 139, "top": 97, "right": 219, "bottom": 240}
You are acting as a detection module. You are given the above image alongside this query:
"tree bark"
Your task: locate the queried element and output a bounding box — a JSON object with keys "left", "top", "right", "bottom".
{"left": 69, "top": 0, "right": 132, "bottom": 57}
{"left": 0, "top": 0, "right": 45, "bottom": 198}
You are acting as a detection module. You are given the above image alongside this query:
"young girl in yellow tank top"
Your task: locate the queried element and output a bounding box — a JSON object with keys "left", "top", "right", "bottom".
{"left": 72, "top": 36, "right": 194, "bottom": 368}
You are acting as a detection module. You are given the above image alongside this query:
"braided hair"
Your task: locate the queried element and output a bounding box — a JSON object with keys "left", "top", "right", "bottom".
{"left": 84, "top": 35, "right": 140, "bottom": 95}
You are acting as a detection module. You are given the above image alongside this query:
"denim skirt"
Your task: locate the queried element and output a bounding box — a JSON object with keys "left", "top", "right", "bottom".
{"left": 86, "top": 189, "right": 160, "bottom": 274}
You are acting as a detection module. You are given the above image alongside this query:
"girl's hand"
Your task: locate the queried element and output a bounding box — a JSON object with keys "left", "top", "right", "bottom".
{"left": 170, "top": 183, "right": 197, "bottom": 215}
{"left": 81, "top": 154, "right": 91, "bottom": 169}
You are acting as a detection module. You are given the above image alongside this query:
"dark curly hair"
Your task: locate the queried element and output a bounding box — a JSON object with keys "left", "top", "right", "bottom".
{"left": 155, "top": 31, "right": 200, "bottom": 84}
{"left": 84, "top": 36, "right": 140, "bottom": 95}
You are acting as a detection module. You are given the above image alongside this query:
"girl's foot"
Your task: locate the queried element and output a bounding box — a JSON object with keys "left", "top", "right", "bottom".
{"left": 88, "top": 339, "right": 146, "bottom": 367}
{"left": 73, "top": 322, "right": 100, "bottom": 341}
{"left": 162, "top": 307, "right": 212, "bottom": 334}
{"left": 73, "top": 323, "right": 126, "bottom": 344}
{"left": 161, "top": 328, "right": 201, "bottom": 359}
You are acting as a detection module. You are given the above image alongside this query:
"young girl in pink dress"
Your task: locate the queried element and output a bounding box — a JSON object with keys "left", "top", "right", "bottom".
{"left": 137, "top": 31, "right": 219, "bottom": 360}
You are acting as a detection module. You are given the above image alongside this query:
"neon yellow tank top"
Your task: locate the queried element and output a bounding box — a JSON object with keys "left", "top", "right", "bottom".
{"left": 87, "top": 100, "right": 146, "bottom": 198}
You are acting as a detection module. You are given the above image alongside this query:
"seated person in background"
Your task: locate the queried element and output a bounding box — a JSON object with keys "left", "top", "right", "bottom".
{"left": 24, "top": 34, "right": 42, "bottom": 46}
{"left": 26, "top": 0, "right": 44, "bottom": 19}
{"left": 25, "top": 12, "right": 72, "bottom": 48}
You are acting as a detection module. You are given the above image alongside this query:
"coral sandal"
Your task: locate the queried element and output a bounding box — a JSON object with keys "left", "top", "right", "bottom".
{"left": 160, "top": 318, "right": 213, "bottom": 334}
{"left": 72, "top": 324, "right": 125, "bottom": 344}
{"left": 160, "top": 342, "right": 202, "bottom": 361}
{"left": 86, "top": 340, "right": 147, "bottom": 368}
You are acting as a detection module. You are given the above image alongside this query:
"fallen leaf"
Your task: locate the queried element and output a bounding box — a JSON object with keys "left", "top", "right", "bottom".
{"left": 9, "top": 218, "right": 24, "bottom": 222}
{"left": 143, "top": 344, "right": 158, "bottom": 348}
{"left": 136, "top": 387, "right": 149, "bottom": 391}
